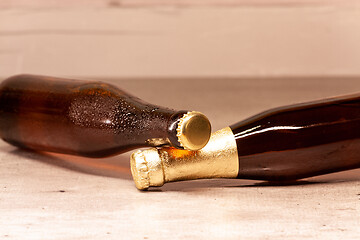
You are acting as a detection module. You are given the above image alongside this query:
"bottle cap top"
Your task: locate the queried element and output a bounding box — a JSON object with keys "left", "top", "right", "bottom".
{"left": 176, "top": 111, "right": 211, "bottom": 151}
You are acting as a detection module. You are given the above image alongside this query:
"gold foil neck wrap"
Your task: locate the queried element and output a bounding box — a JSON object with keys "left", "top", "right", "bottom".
{"left": 130, "top": 127, "right": 238, "bottom": 190}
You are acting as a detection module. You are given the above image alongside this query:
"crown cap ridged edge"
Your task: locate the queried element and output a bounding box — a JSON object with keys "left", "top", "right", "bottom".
{"left": 130, "top": 150, "right": 150, "bottom": 190}
{"left": 176, "top": 111, "right": 211, "bottom": 151}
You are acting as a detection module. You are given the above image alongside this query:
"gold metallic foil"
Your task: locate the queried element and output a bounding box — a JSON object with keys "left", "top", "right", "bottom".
{"left": 130, "top": 150, "right": 150, "bottom": 190}
{"left": 130, "top": 127, "right": 238, "bottom": 190}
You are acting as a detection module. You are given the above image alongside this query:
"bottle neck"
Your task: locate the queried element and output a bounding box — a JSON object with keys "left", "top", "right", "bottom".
{"left": 139, "top": 108, "right": 188, "bottom": 148}
{"left": 160, "top": 127, "right": 238, "bottom": 183}
{"left": 112, "top": 99, "right": 180, "bottom": 147}
{"left": 130, "top": 127, "right": 238, "bottom": 190}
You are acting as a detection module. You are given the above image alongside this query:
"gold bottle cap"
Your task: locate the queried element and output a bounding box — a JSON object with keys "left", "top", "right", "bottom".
{"left": 176, "top": 111, "right": 211, "bottom": 151}
{"left": 130, "top": 149, "right": 164, "bottom": 190}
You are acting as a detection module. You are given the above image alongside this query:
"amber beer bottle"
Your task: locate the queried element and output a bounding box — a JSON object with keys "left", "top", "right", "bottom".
{"left": 0, "top": 74, "right": 211, "bottom": 157}
{"left": 131, "top": 93, "right": 360, "bottom": 190}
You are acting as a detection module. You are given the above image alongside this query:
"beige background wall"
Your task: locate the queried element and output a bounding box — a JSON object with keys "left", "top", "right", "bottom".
{"left": 1, "top": 0, "right": 360, "bottom": 78}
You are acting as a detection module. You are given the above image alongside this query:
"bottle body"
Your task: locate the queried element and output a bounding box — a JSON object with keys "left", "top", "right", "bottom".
{"left": 0, "top": 75, "right": 211, "bottom": 157}
{"left": 131, "top": 93, "right": 360, "bottom": 190}
{"left": 231, "top": 93, "right": 360, "bottom": 181}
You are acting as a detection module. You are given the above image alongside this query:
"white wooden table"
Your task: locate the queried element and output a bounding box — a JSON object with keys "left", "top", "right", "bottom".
{"left": 1, "top": 77, "right": 359, "bottom": 239}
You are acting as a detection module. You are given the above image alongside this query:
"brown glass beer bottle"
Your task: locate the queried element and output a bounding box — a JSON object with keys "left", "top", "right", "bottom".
{"left": 131, "top": 93, "right": 360, "bottom": 189}
{"left": 0, "top": 74, "right": 211, "bottom": 157}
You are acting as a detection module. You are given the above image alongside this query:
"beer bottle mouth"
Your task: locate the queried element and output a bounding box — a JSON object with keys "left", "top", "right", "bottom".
{"left": 176, "top": 111, "right": 211, "bottom": 151}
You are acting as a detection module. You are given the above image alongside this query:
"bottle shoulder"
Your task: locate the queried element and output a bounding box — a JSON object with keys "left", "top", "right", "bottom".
{"left": 231, "top": 93, "right": 360, "bottom": 135}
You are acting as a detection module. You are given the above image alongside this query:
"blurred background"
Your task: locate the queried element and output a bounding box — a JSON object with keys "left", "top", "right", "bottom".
{"left": 1, "top": 0, "right": 360, "bottom": 79}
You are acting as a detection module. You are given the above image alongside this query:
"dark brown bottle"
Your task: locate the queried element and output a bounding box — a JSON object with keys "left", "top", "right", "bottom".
{"left": 0, "top": 74, "right": 211, "bottom": 157}
{"left": 131, "top": 93, "right": 360, "bottom": 190}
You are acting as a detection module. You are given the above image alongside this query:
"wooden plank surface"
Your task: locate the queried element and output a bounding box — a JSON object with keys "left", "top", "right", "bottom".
{"left": 0, "top": 77, "right": 359, "bottom": 239}
{"left": 1, "top": 3, "right": 360, "bottom": 78}
{"left": 0, "top": 0, "right": 354, "bottom": 8}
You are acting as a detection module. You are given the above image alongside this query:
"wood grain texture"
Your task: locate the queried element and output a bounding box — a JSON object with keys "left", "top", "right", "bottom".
{"left": 0, "top": 77, "right": 359, "bottom": 239}
{"left": 1, "top": 3, "right": 360, "bottom": 78}
{"left": 0, "top": 0, "right": 354, "bottom": 9}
